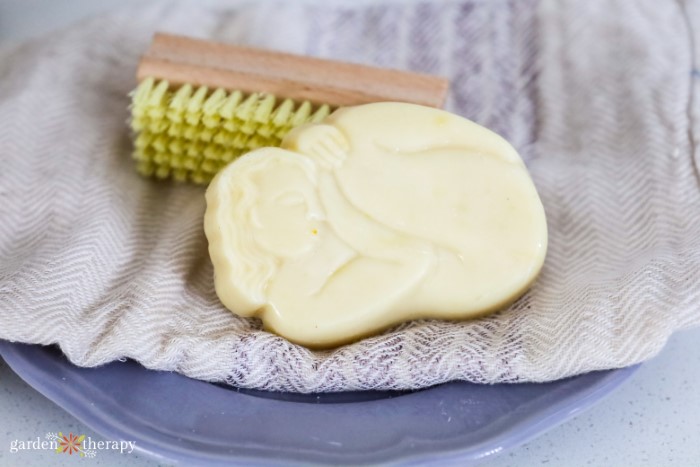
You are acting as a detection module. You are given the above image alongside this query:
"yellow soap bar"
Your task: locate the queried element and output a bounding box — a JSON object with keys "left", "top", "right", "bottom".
{"left": 204, "top": 102, "right": 547, "bottom": 348}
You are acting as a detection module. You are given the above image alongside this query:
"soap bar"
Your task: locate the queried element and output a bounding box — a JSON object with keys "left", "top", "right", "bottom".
{"left": 204, "top": 102, "right": 547, "bottom": 348}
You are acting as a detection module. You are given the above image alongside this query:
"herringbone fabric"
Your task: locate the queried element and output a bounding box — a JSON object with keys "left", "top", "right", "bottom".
{"left": 1, "top": 0, "right": 699, "bottom": 392}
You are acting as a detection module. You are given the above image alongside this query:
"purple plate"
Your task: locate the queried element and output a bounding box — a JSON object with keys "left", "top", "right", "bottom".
{"left": 0, "top": 341, "right": 637, "bottom": 465}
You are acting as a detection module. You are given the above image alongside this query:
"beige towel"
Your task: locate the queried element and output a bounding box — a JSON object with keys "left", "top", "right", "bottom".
{"left": 1, "top": 0, "right": 698, "bottom": 392}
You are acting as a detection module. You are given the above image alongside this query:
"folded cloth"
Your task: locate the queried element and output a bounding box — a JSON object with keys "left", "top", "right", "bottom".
{"left": 1, "top": 0, "right": 698, "bottom": 392}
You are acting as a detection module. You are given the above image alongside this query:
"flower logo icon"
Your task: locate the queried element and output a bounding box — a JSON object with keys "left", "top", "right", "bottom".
{"left": 56, "top": 432, "right": 85, "bottom": 455}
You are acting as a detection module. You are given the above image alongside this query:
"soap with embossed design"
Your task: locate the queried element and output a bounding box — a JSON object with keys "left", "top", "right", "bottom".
{"left": 204, "top": 102, "right": 547, "bottom": 348}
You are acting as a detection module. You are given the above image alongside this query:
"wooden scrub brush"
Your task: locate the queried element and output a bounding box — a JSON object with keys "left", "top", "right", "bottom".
{"left": 129, "top": 33, "right": 449, "bottom": 184}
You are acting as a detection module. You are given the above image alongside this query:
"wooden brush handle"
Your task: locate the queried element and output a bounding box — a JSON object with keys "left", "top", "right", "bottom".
{"left": 137, "top": 33, "right": 448, "bottom": 108}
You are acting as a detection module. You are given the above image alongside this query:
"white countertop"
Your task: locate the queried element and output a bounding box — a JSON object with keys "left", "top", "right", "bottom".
{"left": 1, "top": 2, "right": 699, "bottom": 466}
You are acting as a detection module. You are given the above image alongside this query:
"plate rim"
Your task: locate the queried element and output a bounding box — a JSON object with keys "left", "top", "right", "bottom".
{"left": 0, "top": 340, "right": 639, "bottom": 466}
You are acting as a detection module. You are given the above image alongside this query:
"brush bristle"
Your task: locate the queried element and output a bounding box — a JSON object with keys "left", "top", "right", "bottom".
{"left": 129, "top": 78, "right": 333, "bottom": 183}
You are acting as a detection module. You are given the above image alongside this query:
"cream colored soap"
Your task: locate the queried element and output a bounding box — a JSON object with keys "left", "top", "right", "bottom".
{"left": 204, "top": 102, "right": 547, "bottom": 348}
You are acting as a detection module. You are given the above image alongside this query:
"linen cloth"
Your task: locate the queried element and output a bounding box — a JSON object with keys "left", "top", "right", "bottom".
{"left": 1, "top": 0, "right": 699, "bottom": 392}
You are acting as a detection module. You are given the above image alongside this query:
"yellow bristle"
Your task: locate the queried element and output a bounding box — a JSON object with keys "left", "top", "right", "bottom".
{"left": 186, "top": 140, "right": 206, "bottom": 159}
{"left": 183, "top": 156, "right": 199, "bottom": 171}
{"left": 247, "top": 133, "right": 277, "bottom": 150}
{"left": 166, "top": 85, "right": 193, "bottom": 124}
{"left": 201, "top": 159, "right": 218, "bottom": 174}
{"left": 168, "top": 139, "right": 185, "bottom": 155}
{"left": 232, "top": 131, "right": 250, "bottom": 149}
{"left": 130, "top": 78, "right": 154, "bottom": 123}
{"left": 239, "top": 119, "right": 260, "bottom": 136}
{"left": 237, "top": 95, "right": 261, "bottom": 136}
{"left": 170, "top": 154, "right": 185, "bottom": 169}
{"left": 135, "top": 132, "right": 153, "bottom": 150}
{"left": 153, "top": 150, "right": 169, "bottom": 165}
{"left": 271, "top": 99, "right": 295, "bottom": 127}
{"left": 253, "top": 95, "right": 276, "bottom": 123}
{"left": 167, "top": 123, "right": 184, "bottom": 138}
{"left": 191, "top": 171, "right": 208, "bottom": 185}
{"left": 311, "top": 104, "right": 332, "bottom": 123}
{"left": 234, "top": 93, "right": 258, "bottom": 120}
{"left": 202, "top": 89, "right": 227, "bottom": 129}
{"left": 129, "top": 78, "right": 334, "bottom": 183}
{"left": 255, "top": 124, "right": 274, "bottom": 139}
{"left": 155, "top": 163, "right": 171, "bottom": 179}
{"left": 146, "top": 80, "right": 170, "bottom": 120}
{"left": 203, "top": 144, "right": 221, "bottom": 160}
{"left": 274, "top": 126, "right": 293, "bottom": 140}
{"left": 173, "top": 168, "right": 189, "bottom": 182}
{"left": 290, "top": 101, "right": 312, "bottom": 126}
{"left": 219, "top": 91, "right": 243, "bottom": 119}
{"left": 199, "top": 126, "right": 216, "bottom": 143}
{"left": 212, "top": 130, "right": 231, "bottom": 146}
{"left": 152, "top": 134, "right": 169, "bottom": 153}
{"left": 136, "top": 160, "right": 156, "bottom": 177}
{"left": 182, "top": 125, "right": 199, "bottom": 141}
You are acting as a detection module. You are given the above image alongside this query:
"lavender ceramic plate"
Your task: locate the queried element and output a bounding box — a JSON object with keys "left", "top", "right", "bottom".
{"left": 0, "top": 341, "right": 637, "bottom": 465}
